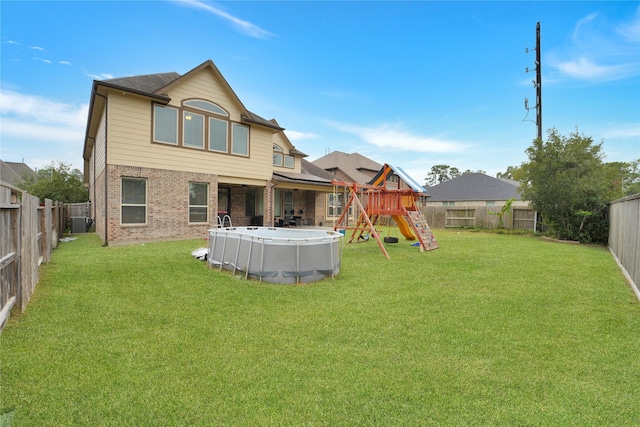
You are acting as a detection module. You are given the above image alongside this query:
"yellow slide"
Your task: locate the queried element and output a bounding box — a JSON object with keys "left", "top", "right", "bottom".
{"left": 392, "top": 215, "right": 416, "bottom": 240}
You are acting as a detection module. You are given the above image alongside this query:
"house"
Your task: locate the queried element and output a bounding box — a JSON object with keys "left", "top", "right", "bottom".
{"left": 82, "top": 59, "right": 334, "bottom": 245}
{"left": 0, "top": 160, "right": 36, "bottom": 189}
{"left": 312, "top": 151, "right": 382, "bottom": 184}
{"left": 423, "top": 173, "right": 535, "bottom": 229}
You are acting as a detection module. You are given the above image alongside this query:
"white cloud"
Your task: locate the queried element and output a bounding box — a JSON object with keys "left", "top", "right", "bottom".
{"left": 285, "top": 130, "right": 319, "bottom": 141}
{"left": 1, "top": 119, "right": 84, "bottom": 145}
{"left": 601, "top": 123, "right": 640, "bottom": 140}
{"left": 59, "top": 60, "right": 73, "bottom": 66}
{"left": 83, "top": 71, "right": 114, "bottom": 80}
{"left": 30, "top": 45, "right": 45, "bottom": 51}
{"left": 554, "top": 56, "right": 636, "bottom": 81}
{"left": 1, "top": 90, "right": 88, "bottom": 127}
{"left": 1, "top": 91, "right": 88, "bottom": 170}
{"left": 328, "top": 121, "right": 466, "bottom": 153}
{"left": 173, "top": 0, "right": 273, "bottom": 39}
{"left": 548, "top": 8, "right": 640, "bottom": 82}
{"left": 616, "top": 6, "right": 640, "bottom": 42}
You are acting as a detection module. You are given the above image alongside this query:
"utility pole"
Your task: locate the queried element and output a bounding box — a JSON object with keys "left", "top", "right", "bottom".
{"left": 524, "top": 22, "right": 542, "bottom": 140}
{"left": 535, "top": 22, "right": 542, "bottom": 141}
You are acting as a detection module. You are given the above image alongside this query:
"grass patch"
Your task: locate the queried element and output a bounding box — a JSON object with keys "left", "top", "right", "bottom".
{"left": 1, "top": 231, "right": 639, "bottom": 425}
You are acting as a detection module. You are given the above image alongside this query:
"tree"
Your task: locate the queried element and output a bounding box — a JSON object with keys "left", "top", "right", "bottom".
{"left": 424, "top": 165, "right": 460, "bottom": 186}
{"left": 490, "top": 198, "right": 515, "bottom": 229}
{"left": 462, "top": 169, "right": 486, "bottom": 175}
{"left": 603, "top": 159, "right": 640, "bottom": 198}
{"left": 496, "top": 166, "right": 524, "bottom": 181}
{"left": 23, "top": 161, "right": 88, "bottom": 203}
{"left": 519, "top": 128, "right": 610, "bottom": 243}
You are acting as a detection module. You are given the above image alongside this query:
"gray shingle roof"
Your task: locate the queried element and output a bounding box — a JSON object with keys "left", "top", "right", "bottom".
{"left": 272, "top": 159, "right": 334, "bottom": 186}
{"left": 103, "top": 72, "right": 181, "bottom": 94}
{"left": 425, "top": 173, "right": 522, "bottom": 201}
{"left": 312, "top": 151, "right": 382, "bottom": 183}
{"left": 1, "top": 160, "right": 36, "bottom": 188}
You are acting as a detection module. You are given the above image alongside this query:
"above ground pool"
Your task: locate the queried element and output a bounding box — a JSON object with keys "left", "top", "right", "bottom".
{"left": 208, "top": 227, "right": 343, "bottom": 284}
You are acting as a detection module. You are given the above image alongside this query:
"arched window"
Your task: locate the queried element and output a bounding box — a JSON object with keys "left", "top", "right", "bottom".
{"left": 183, "top": 100, "right": 228, "bottom": 116}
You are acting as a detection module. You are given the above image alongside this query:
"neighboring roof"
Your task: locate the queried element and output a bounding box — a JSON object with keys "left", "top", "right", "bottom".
{"left": 1, "top": 160, "right": 36, "bottom": 188}
{"left": 368, "top": 164, "right": 426, "bottom": 193}
{"left": 312, "top": 151, "right": 382, "bottom": 183}
{"left": 425, "top": 173, "right": 522, "bottom": 202}
{"left": 272, "top": 159, "right": 334, "bottom": 186}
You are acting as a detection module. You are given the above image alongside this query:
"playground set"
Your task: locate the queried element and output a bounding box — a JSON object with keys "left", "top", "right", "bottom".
{"left": 331, "top": 164, "right": 439, "bottom": 259}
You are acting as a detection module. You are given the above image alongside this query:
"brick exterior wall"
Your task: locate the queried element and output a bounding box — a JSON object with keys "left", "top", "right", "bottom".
{"left": 106, "top": 165, "right": 218, "bottom": 245}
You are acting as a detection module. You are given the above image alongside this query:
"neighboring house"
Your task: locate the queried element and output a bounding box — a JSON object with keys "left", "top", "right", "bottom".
{"left": 423, "top": 173, "right": 535, "bottom": 229}
{"left": 82, "top": 59, "right": 334, "bottom": 245}
{"left": 312, "top": 151, "right": 382, "bottom": 184}
{"left": 0, "top": 160, "right": 36, "bottom": 189}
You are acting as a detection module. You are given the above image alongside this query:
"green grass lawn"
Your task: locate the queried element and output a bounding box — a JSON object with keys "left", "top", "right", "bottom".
{"left": 1, "top": 230, "right": 639, "bottom": 426}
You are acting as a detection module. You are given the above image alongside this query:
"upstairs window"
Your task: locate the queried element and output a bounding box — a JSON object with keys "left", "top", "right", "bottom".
{"left": 284, "top": 154, "right": 294, "bottom": 168}
{"left": 232, "top": 123, "right": 249, "bottom": 156}
{"left": 152, "top": 100, "right": 244, "bottom": 155}
{"left": 153, "top": 105, "right": 178, "bottom": 145}
{"left": 273, "top": 144, "right": 294, "bottom": 168}
{"left": 273, "top": 144, "right": 283, "bottom": 166}
{"left": 183, "top": 111, "right": 205, "bottom": 149}
{"left": 209, "top": 117, "right": 228, "bottom": 152}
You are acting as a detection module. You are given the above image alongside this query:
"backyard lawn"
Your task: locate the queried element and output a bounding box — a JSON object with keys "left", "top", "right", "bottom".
{"left": 1, "top": 230, "right": 639, "bottom": 426}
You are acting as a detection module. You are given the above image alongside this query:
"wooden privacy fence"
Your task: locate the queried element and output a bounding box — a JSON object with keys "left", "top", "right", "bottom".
{"left": 609, "top": 194, "right": 640, "bottom": 298}
{"left": 421, "top": 206, "right": 537, "bottom": 231}
{"left": 0, "top": 181, "right": 65, "bottom": 332}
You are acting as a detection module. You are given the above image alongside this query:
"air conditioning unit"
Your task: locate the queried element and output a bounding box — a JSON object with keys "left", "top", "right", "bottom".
{"left": 70, "top": 217, "right": 87, "bottom": 234}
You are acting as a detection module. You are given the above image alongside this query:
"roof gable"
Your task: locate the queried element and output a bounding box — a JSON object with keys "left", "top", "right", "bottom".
{"left": 426, "top": 173, "right": 522, "bottom": 201}
{"left": 157, "top": 60, "right": 249, "bottom": 112}
{"left": 312, "top": 151, "right": 382, "bottom": 183}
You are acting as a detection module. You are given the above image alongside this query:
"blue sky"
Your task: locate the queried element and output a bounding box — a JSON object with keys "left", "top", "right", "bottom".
{"left": 1, "top": 1, "right": 639, "bottom": 184}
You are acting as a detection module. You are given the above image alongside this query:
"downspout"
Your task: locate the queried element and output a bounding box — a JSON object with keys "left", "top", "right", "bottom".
{"left": 86, "top": 136, "right": 96, "bottom": 222}
{"left": 93, "top": 88, "right": 109, "bottom": 246}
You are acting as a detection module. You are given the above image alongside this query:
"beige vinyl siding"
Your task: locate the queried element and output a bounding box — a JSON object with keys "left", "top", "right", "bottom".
{"left": 94, "top": 109, "right": 107, "bottom": 177}
{"left": 105, "top": 90, "right": 274, "bottom": 182}
{"left": 425, "top": 200, "right": 530, "bottom": 208}
{"left": 166, "top": 70, "right": 244, "bottom": 122}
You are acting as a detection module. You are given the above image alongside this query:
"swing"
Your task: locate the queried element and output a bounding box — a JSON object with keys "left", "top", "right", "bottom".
{"left": 383, "top": 216, "right": 399, "bottom": 244}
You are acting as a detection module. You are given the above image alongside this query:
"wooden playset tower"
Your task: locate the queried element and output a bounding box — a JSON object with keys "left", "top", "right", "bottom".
{"left": 331, "top": 164, "right": 439, "bottom": 259}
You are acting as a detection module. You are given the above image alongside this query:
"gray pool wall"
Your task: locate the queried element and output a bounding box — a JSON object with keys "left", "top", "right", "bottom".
{"left": 208, "top": 227, "right": 343, "bottom": 284}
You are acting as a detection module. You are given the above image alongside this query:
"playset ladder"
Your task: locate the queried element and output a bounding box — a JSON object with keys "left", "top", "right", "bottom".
{"left": 406, "top": 210, "right": 439, "bottom": 252}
